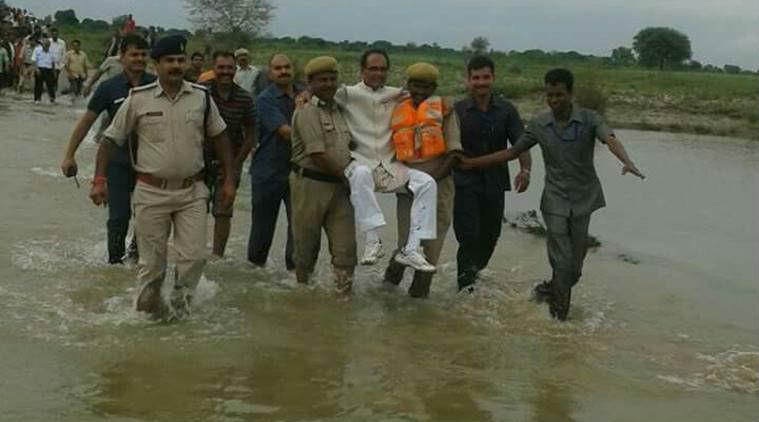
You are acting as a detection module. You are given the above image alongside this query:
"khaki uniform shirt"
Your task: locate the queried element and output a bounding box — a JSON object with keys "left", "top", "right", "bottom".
{"left": 63, "top": 50, "right": 88, "bottom": 78}
{"left": 403, "top": 109, "right": 463, "bottom": 175}
{"left": 513, "top": 106, "right": 614, "bottom": 217}
{"left": 291, "top": 96, "right": 352, "bottom": 173}
{"left": 104, "top": 81, "right": 227, "bottom": 180}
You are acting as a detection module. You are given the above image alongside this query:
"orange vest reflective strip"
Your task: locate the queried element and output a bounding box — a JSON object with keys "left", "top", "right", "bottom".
{"left": 391, "top": 96, "right": 446, "bottom": 161}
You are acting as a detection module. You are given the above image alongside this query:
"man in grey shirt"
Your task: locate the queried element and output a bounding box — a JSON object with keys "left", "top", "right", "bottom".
{"left": 458, "top": 68, "right": 645, "bottom": 320}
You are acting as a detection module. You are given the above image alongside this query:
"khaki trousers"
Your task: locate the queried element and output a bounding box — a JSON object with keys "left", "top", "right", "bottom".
{"left": 289, "top": 172, "right": 357, "bottom": 276}
{"left": 132, "top": 181, "right": 209, "bottom": 294}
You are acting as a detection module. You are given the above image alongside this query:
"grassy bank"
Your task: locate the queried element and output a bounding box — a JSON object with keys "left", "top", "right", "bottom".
{"left": 66, "top": 27, "right": 759, "bottom": 140}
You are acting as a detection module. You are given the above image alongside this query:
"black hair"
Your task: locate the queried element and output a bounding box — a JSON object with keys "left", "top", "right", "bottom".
{"left": 212, "top": 50, "right": 235, "bottom": 62}
{"left": 360, "top": 48, "right": 390, "bottom": 69}
{"left": 544, "top": 68, "right": 574, "bottom": 92}
{"left": 467, "top": 55, "right": 495, "bottom": 75}
{"left": 120, "top": 33, "right": 148, "bottom": 53}
{"left": 72, "top": 39, "right": 81, "bottom": 44}
{"left": 191, "top": 51, "right": 204, "bottom": 60}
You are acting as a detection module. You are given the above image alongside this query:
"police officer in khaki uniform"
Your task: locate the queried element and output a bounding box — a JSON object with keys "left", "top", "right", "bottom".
{"left": 290, "top": 56, "right": 357, "bottom": 295}
{"left": 383, "top": 63, "right": 463, "bottom": 298}
{"left": 90, "top": 35, "right": 236, "bottom": 320}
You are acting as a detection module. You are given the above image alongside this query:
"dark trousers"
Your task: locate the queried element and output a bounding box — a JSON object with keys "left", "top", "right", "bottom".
{"left": 542, "top": 212, "right": 591, "bottom": 289}
{"left": 68, "top": 76, "right": 84, "bottom": 96}
{"left": 34, "top": 68, "right": 55, "bottom": 101}
{"left": 247, "top": 179, "right": 294, "bottom": 269}
{"left": 453, "top": 187, "right": 505, "bottom": 290}
{"left": 106, "top": 160, "right": 135, "bottom": 263}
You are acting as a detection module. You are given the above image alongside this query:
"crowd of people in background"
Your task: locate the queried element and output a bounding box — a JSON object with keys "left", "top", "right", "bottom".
{"left": 0, "top": 5, "right": 147, "bottom": 101}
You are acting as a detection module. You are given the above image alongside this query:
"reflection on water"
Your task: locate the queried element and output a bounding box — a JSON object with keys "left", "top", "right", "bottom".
{"left": 1, "top": 96, "right": 757, "bottom": 421}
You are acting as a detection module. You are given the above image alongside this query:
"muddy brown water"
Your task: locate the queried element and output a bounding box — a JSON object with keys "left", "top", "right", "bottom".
{"left": 1, "top": 94, "right": 757, "bottom": 421}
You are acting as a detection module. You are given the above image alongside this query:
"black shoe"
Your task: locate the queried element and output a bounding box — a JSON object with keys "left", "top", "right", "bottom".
{"left": 548, "top": 283, "right": 571, "bottom": 321}
{"left": 530, "top": 280, "right": 553, "bottom": 303}
{"left": 136, "top": 280, "right": 164, "bottom": 318}
{"left": 383, "top": 257, "right": 405, "bottom": 286}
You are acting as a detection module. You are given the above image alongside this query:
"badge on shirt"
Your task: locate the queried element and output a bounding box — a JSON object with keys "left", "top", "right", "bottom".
{"left": 146, "top": 111, "right": 164, "bottom": 117}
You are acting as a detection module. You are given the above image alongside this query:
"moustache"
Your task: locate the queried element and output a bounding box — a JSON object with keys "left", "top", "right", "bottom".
{"left": 169, "top": 70, "right": 182, "bottom": 75}
{"left": 277, "top": 74, "right": 292, "bottom": 79}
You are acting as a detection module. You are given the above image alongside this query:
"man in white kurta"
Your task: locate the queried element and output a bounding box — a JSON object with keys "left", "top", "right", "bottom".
{"left": 335, "top": 49, "right": 437, "bottom": 273}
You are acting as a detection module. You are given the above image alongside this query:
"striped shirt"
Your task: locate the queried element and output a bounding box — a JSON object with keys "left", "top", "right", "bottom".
{"left": 202, "top": 80, "right": 255, "bottom": 148}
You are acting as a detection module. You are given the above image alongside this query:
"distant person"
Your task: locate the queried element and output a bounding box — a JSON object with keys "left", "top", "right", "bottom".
{"left": 382, "top": 63, "right": 463, "bottom": 298}
{"left": 458, "top": 68, "right": 645, "bottom": 320}
{"left": 247, "top": 54, "right": 297, "bottom": 270}
{"left": 0, "top": 38, "right": 9, "bottom": 93}
{"left": 47, "top": 27, "right": 65, "bottom": 91}
{"left": 201, "top": 51, "right": 256, "bottom": 257}
{"left": 32, "top": 38, "right": 56, "bottom": 103}
{"left": 122, "top": 14, "right": 136, "bottom": 34}
{"left": 232, "top": 48, "right": 259, "bottom": 95}
{"left": 103, "top": 28, "right": 121, "bottom": 60}
{"left": 452, "top": 55, "right": 532, "bottom": 294}
{"left": 184, "top": 51, "right": 204, "bottom": 82}
{"left": 63, "top": 39, "right": 88, "bottom": 98}
{"left": 16, "top": 34, "right": 36, "bottom": 93}
{"left": 83, "top": 53, "right": 122, "bottom": 97}
{"left": 290, "top": 56, "right": 356, "bottom": 294}
{"left": 60, "top": 34, "right": 155, "bottom": 264}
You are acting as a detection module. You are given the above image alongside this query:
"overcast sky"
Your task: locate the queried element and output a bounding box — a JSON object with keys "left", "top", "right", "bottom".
{"left": 15, "top": 0, "right": 759, "bottom": 69}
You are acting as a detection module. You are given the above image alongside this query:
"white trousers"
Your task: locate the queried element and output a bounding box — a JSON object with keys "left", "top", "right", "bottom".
{"left": 345, "top": 161, "right": 437, "bottom": 243}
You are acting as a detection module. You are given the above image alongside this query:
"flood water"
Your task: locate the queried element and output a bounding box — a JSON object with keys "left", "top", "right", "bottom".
{"left": 1, "top": 94, "right": 757, "bottom": 421}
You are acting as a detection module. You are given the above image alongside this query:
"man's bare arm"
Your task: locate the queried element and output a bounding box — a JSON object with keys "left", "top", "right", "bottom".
{"left": 60, "top": 110, "right": 99, "bottom": 176}
{"left": 606, "top": 136, "right": 645, "bottom": 179}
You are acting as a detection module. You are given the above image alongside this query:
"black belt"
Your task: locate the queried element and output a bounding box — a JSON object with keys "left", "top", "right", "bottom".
{"left": 291, "top": 164, "right": 343, "bottom": 184}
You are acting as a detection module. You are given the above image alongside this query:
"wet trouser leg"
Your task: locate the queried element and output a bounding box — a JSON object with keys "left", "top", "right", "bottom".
{"left": 385, "top": 175, "right": 454, "bottom": 297}
{"left": 33, "top": 69, "right": 44, "bottom": 101}
{"left": 106, "top": 160, "right": 133, "bottom": 263}
{"left": 542, "top": 212, "right": 591, "bottom": 288}
{"left": 171, "top": 184, "right": 209, "bottom": 294}
{"left": 247, "top": 179, "right": 289, "bottom": 267}
{"left": 453, "top": 187, "right": 504, "bottom": 290}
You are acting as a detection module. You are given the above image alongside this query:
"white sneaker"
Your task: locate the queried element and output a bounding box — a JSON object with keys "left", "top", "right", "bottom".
{"left": 394, "top": 248, "right": 436, "bottom": 272}
{"left": 360, "top": 239, "right": 384, "bottom": 265}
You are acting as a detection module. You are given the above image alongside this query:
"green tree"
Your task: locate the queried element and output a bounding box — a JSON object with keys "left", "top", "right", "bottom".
{"left": 470, "top": 36, "right": 490, "bottom": 55}
{"left": 610, "top": 46, "right": 635, "bottom": 66}
{"left": 54, "top": 9, "right": 79, "bottom": 26}
{"left": 633, "top": 27, "right": 692, "bottom": 70}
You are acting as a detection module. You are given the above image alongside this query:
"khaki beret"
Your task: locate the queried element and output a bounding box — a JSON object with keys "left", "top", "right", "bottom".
{"left": 406, "top": 62, "right": 439, "bottom": 83}
{"left": 234, "top": 48, "right": 249, "bottom": 58}
{"left": 304, "top": 56, "right": 338, "bottom": 77}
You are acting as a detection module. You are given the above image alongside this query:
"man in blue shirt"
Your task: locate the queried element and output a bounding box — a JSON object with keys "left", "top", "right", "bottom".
{"left": 453, "top": 55, "right": 532, "bottom": 293}
{"left": 247, "top": 54, "right": 298, "bottom": 270}
{"left": 60, "top": 34, "right": 154, "bottom": 264}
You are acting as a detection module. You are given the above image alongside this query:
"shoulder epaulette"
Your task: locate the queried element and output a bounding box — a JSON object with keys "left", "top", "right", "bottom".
{"left": 130, "top": 81, "right": 158, "bottom": 94}
{"left": 190, "top": 83, "right": 208, "bottom": 91}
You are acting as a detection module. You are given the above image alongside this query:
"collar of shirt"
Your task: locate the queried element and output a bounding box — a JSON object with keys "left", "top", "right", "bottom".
{"left": 208, "top": 80, "right": 240, "bottom": 101}
{"left": 310, "top": 95, "right": 337, "bottom": 110}
{"left": 539, "top": 106, "right": 584, "bottom": 127}
{"left": 267, "top": 83, "right": 297, "bottom": 100}
{"left": 153, "top": 80, "right": 194, "bottom": 99}
{"left": 463, "top": 94, "right": 501, "bottom": 111}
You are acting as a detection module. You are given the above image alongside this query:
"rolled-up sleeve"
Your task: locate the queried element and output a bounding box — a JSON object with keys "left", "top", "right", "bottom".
{"left": 257, "top": 95, "right": 287, "bottom": 134}
{"left": 591, "top": 111, "right": 614, "bottom": 144}
{"left": 511, "top": 122, "right": 540, "bottom": 153}
{"left": 205, "top": 97, "right": 227, "bottom": 137}
{"left": 103, "top": 95, "right": 136, "bottom": 147}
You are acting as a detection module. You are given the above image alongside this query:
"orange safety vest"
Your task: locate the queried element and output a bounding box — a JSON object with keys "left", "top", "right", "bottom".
{"left": 391, "top": 96, "right": 446, "bottom": 161}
